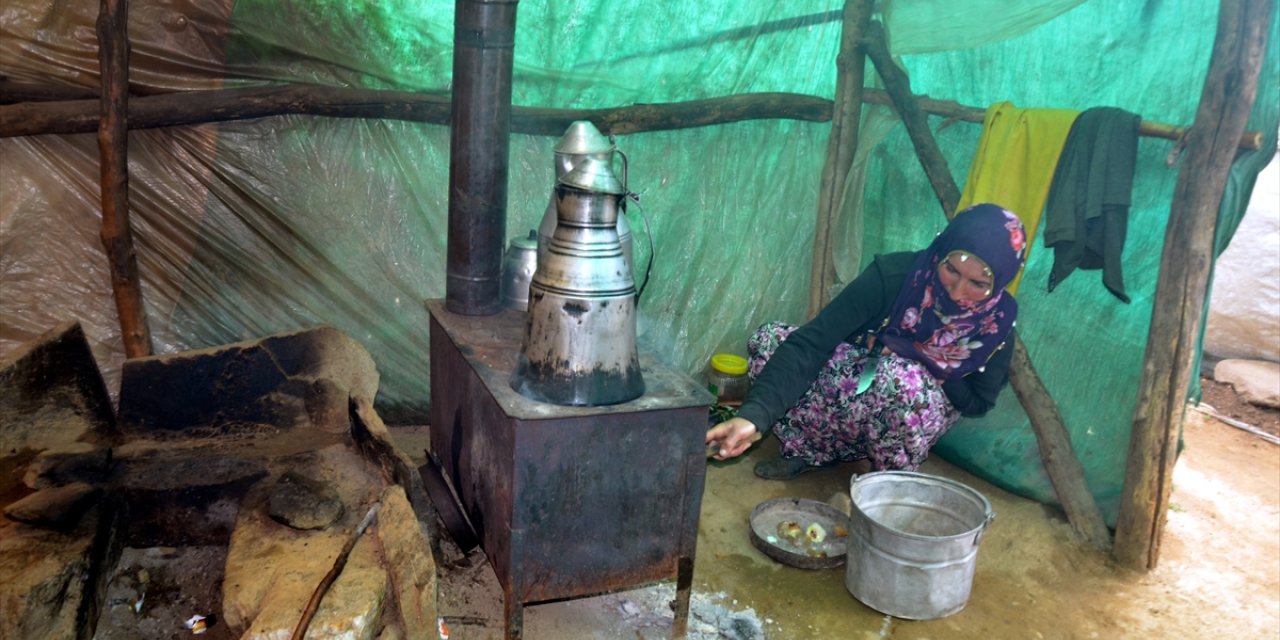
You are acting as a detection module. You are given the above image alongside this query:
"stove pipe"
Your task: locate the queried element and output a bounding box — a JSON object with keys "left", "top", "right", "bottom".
{"left": 445, "top": 0, "right": 520, "bottom": 315}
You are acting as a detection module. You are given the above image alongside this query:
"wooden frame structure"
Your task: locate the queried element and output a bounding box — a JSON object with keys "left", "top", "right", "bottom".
{"left": 0, "top": 0, "right": 1270, "bottom": 569}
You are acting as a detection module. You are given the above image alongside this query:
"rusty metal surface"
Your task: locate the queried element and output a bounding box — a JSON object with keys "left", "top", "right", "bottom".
{"left": 417, "top": 451, "right": 479, "bottom": 552}
{"left": 508, "top": 407, "right": 704, "bottom": 602}
{"left": 430, "top": 314, "right": 516, "bottom": 573}
{"left": 427, "top": 300, "right": 710, "bottom": 606}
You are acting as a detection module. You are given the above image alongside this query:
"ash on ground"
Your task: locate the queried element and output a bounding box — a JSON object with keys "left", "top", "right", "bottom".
{"left": 602, "top": 583, "right": 769, "bottom": 640}
{"left": 438, "top": 548, "right": 774, "bottom": 639}
{"left": 96, "top": 546, "right": 235, "bottom": 640}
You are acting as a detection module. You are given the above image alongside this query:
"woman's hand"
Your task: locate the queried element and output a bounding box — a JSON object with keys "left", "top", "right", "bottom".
{"left": 865, "top": 335, "right": 890, "bottom": 357}
{"left": 705, "top": 417, "right": 760, "bottom": 460}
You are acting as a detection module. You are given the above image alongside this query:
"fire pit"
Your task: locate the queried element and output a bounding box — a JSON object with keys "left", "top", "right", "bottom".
{"left": 0, "top": 323, "right": 438, "bottom": 640}
{"left": 427, "top": 300, "right": 712, "bottom": 639}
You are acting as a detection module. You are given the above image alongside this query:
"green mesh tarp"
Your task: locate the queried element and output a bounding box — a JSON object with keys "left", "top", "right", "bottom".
{"left": 1, "top": 0, "right": 1276, "bottom": 525}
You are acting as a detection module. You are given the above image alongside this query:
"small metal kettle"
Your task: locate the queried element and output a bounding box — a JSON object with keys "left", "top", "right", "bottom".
{"left": 499, "top": 230, "right": 538, "bottom": 311}
{"left": 511, "top": 157, "right": 644, "bottom": 406}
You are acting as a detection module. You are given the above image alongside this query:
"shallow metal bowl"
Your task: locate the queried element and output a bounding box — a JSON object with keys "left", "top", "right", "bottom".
{"left": 748, "top": 497, "right": 851, "bottom": 570}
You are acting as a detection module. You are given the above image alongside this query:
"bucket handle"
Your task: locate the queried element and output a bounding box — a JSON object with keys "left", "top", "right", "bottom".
{"left": 973, "top": 511, "right": 996, "bottom": 547}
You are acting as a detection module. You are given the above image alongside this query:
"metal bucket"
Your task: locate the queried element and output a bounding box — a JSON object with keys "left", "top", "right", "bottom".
{"left": 845, "top": 471, "right": 994, "bottom": 620}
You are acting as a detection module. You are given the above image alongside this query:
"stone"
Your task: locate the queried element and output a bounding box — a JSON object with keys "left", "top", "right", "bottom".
{"left": 1, "top": 321, "right": 116, "bottom": 504}
{"left": 223, "top": 445, "right": 388, "bottom": 633}
{"left": 4, "top": 482, "right": 101, "bottom": 530}
{"left": 1214, "top": 359, "right": 1280, "bottom": 408}
{"left": 117, "top": 326, "right": 378, "bottom": 434}
{"left": 1, "top": 324, "right": 436, "bottom": 639}
{"left": 0, "top": 322, "right": 123, "bottom": 640}
{"left": 0, "top": 320, "right": 115, "bottom": 443}
{"left": 305, "top": 377, "right": 351, "bottom": 434}
{"left": 0, "top": 498, "right": 124, "bottom": 640}
{"left": 374, "top": 486, "right": 438, "bottom": 636}
{"left": 377, "top": 624, "right": 406, "bottom": 640}
{"left": 268, "top": 470, "right": 344, "bottom": 531}
{"left": 222, "top": 450, "right": 435, "bottom": 639}
{"left": 223, "top": 495, "right": 348, "bottom": 632}
{"left": 261, "top": 326, "right": 380, "bottom": 401}
{"left": 241, "top": 532, "right": 387, "bottom": 640}
{"left": 114, "top": 447, "right": 266, "bottom": 547}
{"left": 22, "top": 443, "right": 112, "bottom": 489}
{"left": 350, "top": 397, "right": 434, "bottom": 522}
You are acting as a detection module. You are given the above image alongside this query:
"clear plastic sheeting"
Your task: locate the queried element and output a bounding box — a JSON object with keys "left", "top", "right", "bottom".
{"left": 1, "top": 0, "right": 1277, "bottom": 519}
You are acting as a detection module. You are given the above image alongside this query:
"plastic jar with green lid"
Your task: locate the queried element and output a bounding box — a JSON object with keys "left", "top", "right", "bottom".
{"left": 705, "top": 353, "right": 750, "bottom": 405}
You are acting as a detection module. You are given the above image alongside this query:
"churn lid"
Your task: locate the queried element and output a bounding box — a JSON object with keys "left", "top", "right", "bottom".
{"left": 554, "top": 120, "right": 612, "bottom": 155}
{"left": 511, "top": 229, "right": 537, "bottom": 250}
{"left": 558, "top": 156, "right": 625, "bottom": 194}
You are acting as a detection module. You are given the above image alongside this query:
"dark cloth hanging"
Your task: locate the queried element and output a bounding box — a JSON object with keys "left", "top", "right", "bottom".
{"left": 1042, "top": 106, "right": 1141, "bottom": 303}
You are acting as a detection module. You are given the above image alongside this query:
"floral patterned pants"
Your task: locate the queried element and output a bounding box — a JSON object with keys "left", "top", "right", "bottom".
{"left": 747, "top": 322, "right": 960, "bottom": 471}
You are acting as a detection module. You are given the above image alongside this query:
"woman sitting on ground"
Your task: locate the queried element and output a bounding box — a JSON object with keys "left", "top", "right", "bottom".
{"left": 705, "top": 203, "right": 1028, "bottom": 479}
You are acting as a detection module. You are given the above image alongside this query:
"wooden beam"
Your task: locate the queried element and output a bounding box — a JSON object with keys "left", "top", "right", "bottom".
{"left": 0, "top": 85, "right": 1263, "bottom": 151}
{"left": 862, "top": 20, "right": 1113, "bottom": 550}
{"left": 2, "top": 85, "right": 450, "bottom": 138}
{"left": 0, "top": 86, "right": 826, "bottom": 138}
{"left": 1114, "top": 0, "right": 1271, "bottom": 570}
{"left": 96, "top": 0, "right": 152, "bottom": 358}
{"left": 809, "top": 0, "right": 873, "bottom": 318}
{"left": 0, "top": 79, "right": 97, "bottom": 104}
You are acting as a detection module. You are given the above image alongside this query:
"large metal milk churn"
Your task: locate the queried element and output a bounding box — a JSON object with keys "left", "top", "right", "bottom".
{"left": 511, "top": 157, "right": 644, "bottom": 406}
{"left": 537, "top": 121, "right": 633, "bottom": 277}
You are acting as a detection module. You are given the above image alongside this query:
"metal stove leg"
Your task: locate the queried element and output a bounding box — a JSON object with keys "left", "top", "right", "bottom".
{"left": 671, "top": 449, "right": 705, "bottom": 639}
{"left": 671, "top": 556, "right": 694, "bottom": 638}
{"left": 504, "top": 586, "right": 524, "bottom": 640}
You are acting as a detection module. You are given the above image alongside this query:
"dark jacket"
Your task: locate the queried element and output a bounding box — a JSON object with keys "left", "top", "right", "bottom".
{"left": 736, "top": 251, "right": 1014, "bottom": 435}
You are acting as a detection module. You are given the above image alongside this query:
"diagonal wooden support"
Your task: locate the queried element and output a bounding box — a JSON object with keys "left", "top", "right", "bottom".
{"left": 859, "top": 20, "right": 962, "bottom": 219}
{"left": 861, "top": 19, "right": 1112, "bottom": 550}
{"left": 1007, "top": 336, "right": 1112, "bottom": 549}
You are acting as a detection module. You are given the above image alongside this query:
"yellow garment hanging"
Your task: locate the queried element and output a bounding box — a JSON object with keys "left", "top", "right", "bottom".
{"left": 958, "top": 102, "right": 1079, "bottom": 294}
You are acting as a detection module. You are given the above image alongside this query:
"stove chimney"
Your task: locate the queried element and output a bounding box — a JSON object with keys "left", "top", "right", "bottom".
{"left": 445, "top": 0, "right": 520, "bottom": 315}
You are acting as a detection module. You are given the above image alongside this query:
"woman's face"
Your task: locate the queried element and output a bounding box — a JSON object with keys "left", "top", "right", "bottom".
{"left": 937, "top": 251, "right": 994, "bottom": 305}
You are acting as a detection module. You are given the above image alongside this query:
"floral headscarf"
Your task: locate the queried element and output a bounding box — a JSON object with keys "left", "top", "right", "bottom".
{"left": 876, "top": 203, "right": 1028, "bottom": 380}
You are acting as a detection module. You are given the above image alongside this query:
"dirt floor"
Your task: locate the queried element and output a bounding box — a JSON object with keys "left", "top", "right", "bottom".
{"left": 1199, "top": 376, "right": 1280, "bottom": 439}
{"left": 392, "top": 382, "right": 1280, "bottom": 640}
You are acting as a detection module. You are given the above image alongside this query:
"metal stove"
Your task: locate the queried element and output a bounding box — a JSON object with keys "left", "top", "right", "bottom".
{"left": 426, "top": 300, "right": 711, "bottom": 639}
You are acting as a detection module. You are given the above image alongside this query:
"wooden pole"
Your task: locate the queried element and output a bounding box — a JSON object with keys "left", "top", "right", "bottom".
{"left": 809, "top": 0, "right": 873, "bottom": 318}
{"left": 96, "top": 0, "right": 152, "bottom": 358}
{"left": 859, "top": 20, "right": 962, "bottom": 219}
{"left": 862, "top": 20, "right": 1113, "bottom": 549}
{"left": 1, "top": 85, "right": 1263, "bottom": 151}
{"left": 1114, "top": 0, "right": 1271, "bottom": 570}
